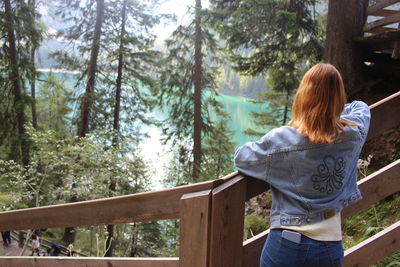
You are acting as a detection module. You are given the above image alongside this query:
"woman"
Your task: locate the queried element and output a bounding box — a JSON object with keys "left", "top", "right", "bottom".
{"left": 30, "top": 234, "right": 41, "bottom": 256}
{"left": 234, "top": 63, "right": 370, "bottom": 267}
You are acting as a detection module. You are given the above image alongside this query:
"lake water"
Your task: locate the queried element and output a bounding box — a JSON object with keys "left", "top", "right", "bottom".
{"left": 38, "top": 71, "right": 271, "bottom": 187}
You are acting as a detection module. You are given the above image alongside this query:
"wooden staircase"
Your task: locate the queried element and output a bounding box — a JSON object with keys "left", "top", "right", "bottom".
{"left": 0, "top": 91, "right": 399, "bottom": 266}
{"left": 356, "top": 0, "right": 400, "bottom": 92}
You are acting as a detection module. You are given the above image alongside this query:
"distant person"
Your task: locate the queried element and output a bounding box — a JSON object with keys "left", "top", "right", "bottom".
{"left": 30, "top": 234, "right": 41, "bottom": 256}
{"left": 50, "top": 241, "right": 61, "bottom": 256}
{"left": 2, "top": 231, "right": 11, "bottom": 247}
{"left": 235, "top": 63, "right": 371, "bottom": 266}
{"left": 45, "top": 248, "right": 53, "bottom": 256}
{"left": 67, "top": 243, "right": 74, "bottom": 256}
{"left": 4, "top": 231, "right": 11, "bottom": 246}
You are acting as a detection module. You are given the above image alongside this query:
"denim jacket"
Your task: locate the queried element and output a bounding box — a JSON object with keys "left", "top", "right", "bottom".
{"left": 234, "top": 101, "right": 371, "bottom": 227}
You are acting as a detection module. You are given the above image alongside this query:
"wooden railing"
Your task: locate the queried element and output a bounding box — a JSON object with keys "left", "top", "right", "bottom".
{"left": 0, "top": 91, "right": 399, "bottom": 266}
{"left": 361, "top": 0, "right": 400, "bottom": 58}
{"left": 364, "top": 0, "right": 400, "bottom": 34}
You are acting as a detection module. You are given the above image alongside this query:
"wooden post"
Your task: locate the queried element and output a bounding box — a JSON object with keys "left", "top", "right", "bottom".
{"left": 209, "top": 176, "right": 247, "bottom": 267}
{"left": 179, "top": 190, "right": 212, "bottom": 267}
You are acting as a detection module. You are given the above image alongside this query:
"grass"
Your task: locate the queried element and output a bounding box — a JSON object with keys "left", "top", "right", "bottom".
{"left": 343, "top": 193, "right": 400, "bottom": 265}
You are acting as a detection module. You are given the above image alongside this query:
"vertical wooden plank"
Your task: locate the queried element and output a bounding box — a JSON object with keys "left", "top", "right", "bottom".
{"left": 209, "top": 176, "right": 247, "bottom": 267}
{"left": 242, "top": 230, "right": 270, "bottom": 267}
{"left": 179, "top": 190, "right": 212, "bottom": 267}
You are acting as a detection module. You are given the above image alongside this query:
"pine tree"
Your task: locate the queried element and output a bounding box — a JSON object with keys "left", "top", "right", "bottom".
{"left": 157, "top": 1, "right": 232, "bottom": 183}
{"left": 210, "top": 0, "right": 323, "bottom": 135}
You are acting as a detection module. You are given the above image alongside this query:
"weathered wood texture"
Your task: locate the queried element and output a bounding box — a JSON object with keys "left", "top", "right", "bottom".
{"left": 0, "top": 257, "right": 179, "bottom": 267}
{"left": 179, "top": 190, "right": 211, "bottom": 267}
{"left": 209, "top": 176, "right": 247, "bottom": 267}
{"left": 344, "top": 221, "right": 400, "bottom": 267}
{"left": 368, "top": 91, "right": 400, "bottom": 140}
{"left": 342, "top": 159, "right": 400, "bottom": 219}
{"left": 363, "top": 12, "right": 400, "bottom": 32}
{"left": 367, "top": 0, "right": 400, "bottom": 15}
{"left": 241, "top": 159, "right": 400, "bottom": 267}
{"left": 242, "top": 230, "right": 270, "bottom": 267}
{"left": 245, "top": 176, "right": 270, "bottom": 200}
{"left": 370, "top": 9, "right": 400, "bottom": 17}
{"left": 0, "top": 179, "right": 225, "bottom": 231}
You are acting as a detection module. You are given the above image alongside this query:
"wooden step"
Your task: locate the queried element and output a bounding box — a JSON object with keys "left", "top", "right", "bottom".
{"left": 356, "top": 30, "right": 400, "bottom": 51}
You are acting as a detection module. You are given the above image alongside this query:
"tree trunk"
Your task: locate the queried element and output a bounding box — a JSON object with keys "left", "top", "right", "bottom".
{"left": 77, "top": 0, "right": 105, "bottom": 137}
{"left": 192, "top": 0, "right": 202, "bottom": 181}
{"left": 4, "top": 0, "right": 30, "bottom": 166}
{"left": 30, "top": 47, "right": 38, "bottom": 129}
{"left": 29, "top": 0, "right": 38, "bottom": 129}
{"left": 65, "top": 0, "right": 105, "bottom": 245}
{"left": 324, "top": 0, "right": 369, "bottom": 96}
{"left": 105, "top": 0, "right": 127, "bottom": 257}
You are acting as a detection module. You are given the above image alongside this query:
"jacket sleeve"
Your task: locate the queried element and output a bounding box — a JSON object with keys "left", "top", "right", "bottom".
{"left": 341, "top": 101, "right": 371, "bottom": 141}
{"left": 234, "top": 134, "right": 270, "bottom": 181}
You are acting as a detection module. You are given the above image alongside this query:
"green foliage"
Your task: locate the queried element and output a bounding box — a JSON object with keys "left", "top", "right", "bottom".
{"left": 157, "top": 3, "right": 235, "bottom": 183}
{"left": 0, "top": 0, "right": 44, "bottom": 162}
{"left": 209, "top": 0, "right": 324, "bottom": 136}
{"left": 36, "top": 72, "right": 73, "bottom": 133}
{"left": 0, "top": 127, "right": 151, "bottom": 209}
{"left": 343, "top": 193, "right": 400, "bottom": 249}
{"left": 244, "top": 215, "right": 268, "bottom": 240}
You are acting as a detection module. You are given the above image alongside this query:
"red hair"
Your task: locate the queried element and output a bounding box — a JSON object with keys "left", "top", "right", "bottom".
{"left": 290, "top": 63, "right": 356, "bottom": 143}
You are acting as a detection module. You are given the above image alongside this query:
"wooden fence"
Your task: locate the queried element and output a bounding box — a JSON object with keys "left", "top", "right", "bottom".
{"left": 0, "top": 88, "right": 399, "bottom": 267}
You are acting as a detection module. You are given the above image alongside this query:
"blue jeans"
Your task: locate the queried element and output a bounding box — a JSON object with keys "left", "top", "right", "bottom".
{"left": 260, "top": 229, "right": 344, "bottom": 267}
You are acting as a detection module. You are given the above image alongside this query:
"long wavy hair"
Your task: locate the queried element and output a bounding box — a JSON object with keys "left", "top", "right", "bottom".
{"left": 289, "top": 63, "right": 356, "bottom": 143}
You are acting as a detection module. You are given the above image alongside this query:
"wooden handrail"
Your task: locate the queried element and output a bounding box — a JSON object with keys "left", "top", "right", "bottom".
{"left": 370, "top": 9, "right": 400, "bottom": 17}
{"left": 368, "top": 91, "right": 400, "bottom": 140}
{"left": 367, "top": 0, "right": 400, "bottom": 16}
{"left": 0, "top": 172, "right": 238, "bottom": 232}
{"left": 344, "top": 221, "right": 400, "bottom": 267}
{"left": 363, "top": 12, "right": 400, "bottom": 32}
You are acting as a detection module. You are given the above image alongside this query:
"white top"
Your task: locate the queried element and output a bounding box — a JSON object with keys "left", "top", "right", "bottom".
{"left": 32, "top": 238, "right": 40, "bottom": 249}
{"left": 272, "top": 212, "right": 342, "bottom": 241}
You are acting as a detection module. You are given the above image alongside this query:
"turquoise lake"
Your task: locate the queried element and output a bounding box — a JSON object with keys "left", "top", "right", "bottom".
{"left": 38, "top": 71, "right": 272, "bottom": 185}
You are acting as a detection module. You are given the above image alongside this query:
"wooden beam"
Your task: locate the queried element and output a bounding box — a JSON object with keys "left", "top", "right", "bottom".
{"left": 245, "top": 176, "right": 270, "bottom": 201}
{"left": 179, "top": 190, "right": 211, "bottom": 267}
{"left": 363, "top": 12, "right": 400, "bottom": 32}
{"left": 367, "top": 0, "right": 400, "bottom": 15}
{"left": 0, "top": 179, "right": 226, "bottom": 231}
{"left": 209, "top": 176, "right": 247, "bottom": 267}
{"left": 364, "top": 26, "right": 398, "bottom": 34}
{"left": 369, "top": 9, "right": 400, "bottom": 17}
{"left": 368, "top": 91, "right": 400, "bottom": 140}
{"left": 344, "top": 221, "right": 400, "bottom": 267}
{"left": 242, "top": 230, "right": 270, "bottom": 267}
{"left": 0, "top": 257, "right": 179, "bottom": 267}
{"left": 357, "top": 29, "right": 400, "bottom": 47}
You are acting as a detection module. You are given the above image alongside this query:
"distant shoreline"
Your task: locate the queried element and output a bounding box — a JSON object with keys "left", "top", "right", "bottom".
{"left": 37, "top": 68, "right": 81, "bottom": 74}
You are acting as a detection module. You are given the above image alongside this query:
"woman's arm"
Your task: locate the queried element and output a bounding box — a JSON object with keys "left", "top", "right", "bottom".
{"left": 341, "top": 101, "right": 371, "bottom": 140}
{"left": 234, "top": 134, "right": 270, "bottom": 181}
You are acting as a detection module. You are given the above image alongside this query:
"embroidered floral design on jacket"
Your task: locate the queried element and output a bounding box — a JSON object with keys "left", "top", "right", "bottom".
{"left": 311, "top": 155, "right": 345, "bottom": 195}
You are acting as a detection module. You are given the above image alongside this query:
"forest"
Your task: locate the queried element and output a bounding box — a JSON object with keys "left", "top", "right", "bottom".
{"left": 0, "top": 0, "right": 399, "bottom": 264}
